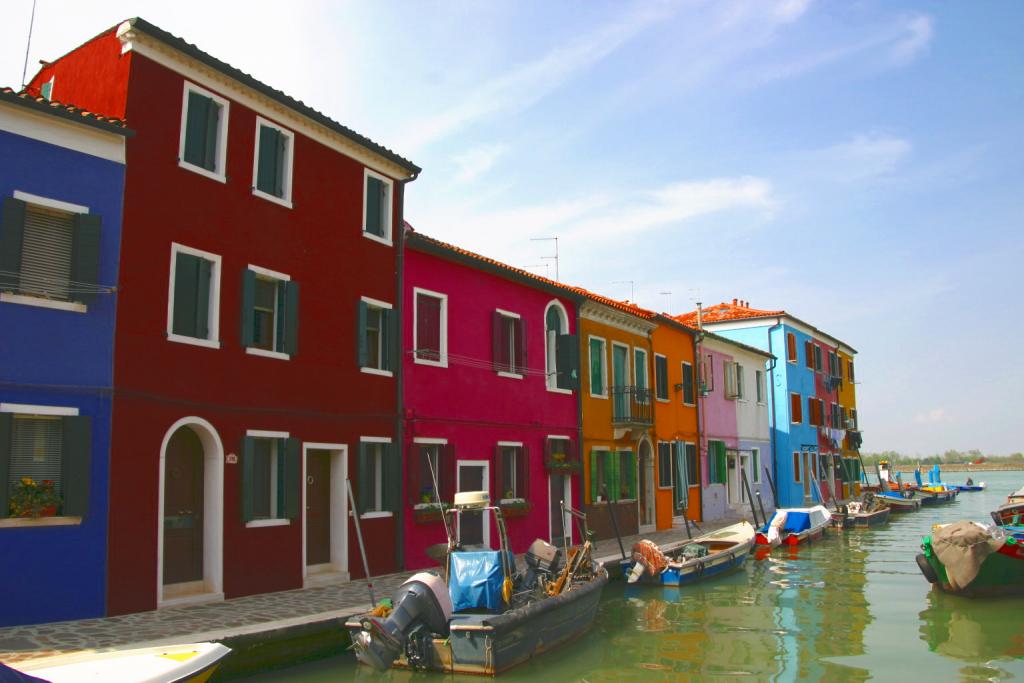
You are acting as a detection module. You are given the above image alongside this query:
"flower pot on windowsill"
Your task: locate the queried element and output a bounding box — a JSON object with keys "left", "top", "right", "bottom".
{"left": 544, "top": 457, "right": 580, "bottom": 473}
{"left": 413, "top": 505, "right": 446, "bottom": 524}
{"left": 499, "top": 500, "right": 531, "bottom": 518}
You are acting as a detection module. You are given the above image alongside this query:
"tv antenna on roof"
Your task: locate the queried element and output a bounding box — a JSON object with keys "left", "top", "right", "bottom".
{"left": 612, "top": 280, "right": 635, "bottom": 303}
{"left": 659, "top": 291, "right": 672, "bottom": 313}
{"left": 522, "top": 263, "right": 551, "bottom": 278}
{"left": 529, "top": 237, "right": 559, "bottom": 281}
{"left": 21, "top": 0, "right": 38, "bottom": 89}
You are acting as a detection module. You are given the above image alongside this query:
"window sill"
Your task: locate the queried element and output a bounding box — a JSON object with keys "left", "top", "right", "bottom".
{"left": 1, "top": 292, "right": 86, "bottom": 313}
{"left": 359, "top": 511, "right": 394, "bottom": 520}
{"left": 360, "top": 367, "right": 394, "bottom": 378}
{"left": 414, "top": 357, "right": 448, "bottom": 368}
{"left": 167, "top": 333, "right": 221, "bottom": 349}
{"left": 498, "top": 371, "right": 523, "bottom": 380}
{"left": 589, "top": 392, "right": 608, "bottom": 400}
{"left": 683, "top": 401, "right": 696, "bottom": 407}
{"left": 362, "top": 231, "right": 393, "bottom": 247}
{"left": 546, "top": 386, "right": 574, "bottom": 395}
{"left": 252, "top": 187, "right": 293, "bottom": 209}
{"left": 178, "top": 159, "right": 227, "bottom": 183}
{"left": 246, "top": 347, "right": 291, "bottom": 361}
{"left": 0, "top": 516, "right": 82, "bottom": 528}
{"left": 656, "top": 397, "right": 670, "bottom": 403}
{"left": 245, "top": 518, "right": 291, "bottom": 528}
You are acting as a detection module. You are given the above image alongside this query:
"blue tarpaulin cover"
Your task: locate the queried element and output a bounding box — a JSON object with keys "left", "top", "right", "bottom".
{"left": 449, "top": 551, "right": 504, "bottom": 612}
{"left": 782, "top": 511, "right": 811, "bottom": 532}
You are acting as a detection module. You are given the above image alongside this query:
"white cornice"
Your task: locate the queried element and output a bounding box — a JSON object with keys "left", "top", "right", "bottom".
{"left": 117, "top": 24, "right": 414, "bottom": 181}
{"left": 581, "top": 301, "right": 656, "bottom": 336}
{"left": 1, "top": 101, "right": 125, "bottom": 163}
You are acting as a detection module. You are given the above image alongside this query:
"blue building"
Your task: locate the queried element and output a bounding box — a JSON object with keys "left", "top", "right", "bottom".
{"left": 0, "top": 87, "right": 129, "bottom": 625}
{"left": 678, "top": 300, "right": 858, "bottom": 509}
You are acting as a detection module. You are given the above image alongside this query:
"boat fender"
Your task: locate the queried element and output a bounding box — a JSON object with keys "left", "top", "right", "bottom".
{"left": 915, "top": 553, "right": 938, "bottom": 584}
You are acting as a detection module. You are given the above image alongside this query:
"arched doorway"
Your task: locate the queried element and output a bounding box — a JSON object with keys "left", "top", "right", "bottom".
{"left": 638, "top": 439, "right": 655, "bottom": 532}
{"left": 158, "top": 417, "right": 223, "bottom": 606}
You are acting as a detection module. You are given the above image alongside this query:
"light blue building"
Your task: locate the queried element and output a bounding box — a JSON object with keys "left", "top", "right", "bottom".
{"left": 679, "top": 300, "right": 858, "bottom": 509}
{"left": 0, "top": 87, "right": 130, "bottom": 625}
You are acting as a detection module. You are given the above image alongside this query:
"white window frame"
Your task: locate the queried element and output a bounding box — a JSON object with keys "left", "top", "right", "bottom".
{"left": 245, "top": 263, "right": 292, "bottom": 361}
{"left": 496, "top": 441, "right": 525, "bottom": 503}
{"left": 244, "top": 429, "right": 291, "bottom": 528}
{"left": 654, "top": 353, "right": 669, "bottom": 403}
{"left": 360, "top": 296, "right": 394, "bottom": 377}
{"left": 166, "top": 243, "right": 222, "bottom": 349}
{"left": 735, "top": 363, "right": 746, "bottom": 402}
{"left": 362, "top": 169, "right": 394, "bottom": 246}
{"left": 543, "top": 300, "right": 572, "bottom": 394}
{"left": 251, "top": 116, "right": 295, "bottom": 208}
{"left": 178, "top": 81, "right": 230, "bottom": 183}
{"left": 588, "top": 335, "right": 608, "bottom": 399}
{"left": 359, "top": 436, "right": 394, "bottom": 519}
{"left": 1, "top": 191, "right": 91, "bottom": 313}
{"left": 495, "top": 308, "right": 523, "bottom": 380}
{"left": 756, "top": 370, "right": 765, "bottom": 404}
{"left": 413, "top": 287, "right": 448, "bottom": 367}
{"left": 681, "top": 361, "right": 696, "bottom": 406}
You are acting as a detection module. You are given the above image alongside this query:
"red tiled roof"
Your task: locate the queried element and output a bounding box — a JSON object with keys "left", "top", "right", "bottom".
{"left": 1, "top": 86, "right": 129, "bottom": 132}
{"left": 565, "top": 286, "right": 657, "bottom": 319}
{"left": 674, "top": 299, "right": 784, "bottom": 326}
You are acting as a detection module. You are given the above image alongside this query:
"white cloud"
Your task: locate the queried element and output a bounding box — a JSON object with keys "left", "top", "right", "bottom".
{"left": 890, "top": 14, "right": 933, "bottom": 66}
{"left": 452, "top": 143, "right": 510, "bottom": 184}
{"left": 799, "top": 133, "right": 912, "bottom": 183}
{"left": 914, "top": 408, "right": 949, "bottom": 425}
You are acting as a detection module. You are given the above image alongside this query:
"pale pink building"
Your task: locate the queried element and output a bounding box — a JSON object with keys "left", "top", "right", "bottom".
{"left": 401, "top": 230, "right": 582, "bottom": 569}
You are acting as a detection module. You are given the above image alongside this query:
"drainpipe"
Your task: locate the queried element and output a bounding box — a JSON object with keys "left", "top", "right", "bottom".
{"left": 575, "top": 303, "right": 584, "bottom": 516}
{"left": 695, "top": 302, "right": 705, "bottom": 520}
{"left": 767, "top": 317, "right": 782, "bottom": 507}
{"left": 394, "top": 176, "right": 411, "bottom": 570}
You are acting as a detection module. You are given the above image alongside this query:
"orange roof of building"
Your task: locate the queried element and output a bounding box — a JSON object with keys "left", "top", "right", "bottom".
{"left": 674, "top": 299, "right": 784, "bottom": 326}
{"left": 1, "top": 87, "right": 131, "bottom": 133}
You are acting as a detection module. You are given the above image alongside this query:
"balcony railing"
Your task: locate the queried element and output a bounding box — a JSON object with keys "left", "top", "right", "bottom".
{"left": 611, "top": 386, "right": 653, "bottom": 427}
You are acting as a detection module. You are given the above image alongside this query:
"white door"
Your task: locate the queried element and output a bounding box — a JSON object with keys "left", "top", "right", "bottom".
{"left": 457, "top": 461, "right": 490, "bottom": 548}
{"left": 548, "top": 473, "right": 573, "bottom": 547}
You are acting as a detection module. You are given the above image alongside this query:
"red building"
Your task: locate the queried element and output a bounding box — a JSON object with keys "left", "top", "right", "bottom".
{"left": 28, "top": 18, "right": 419, "bottom": 614}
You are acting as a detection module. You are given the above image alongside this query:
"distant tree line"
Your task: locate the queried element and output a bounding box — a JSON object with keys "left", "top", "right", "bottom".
{"left": 861, "top": 449, "right": 1024, "bottom": 466}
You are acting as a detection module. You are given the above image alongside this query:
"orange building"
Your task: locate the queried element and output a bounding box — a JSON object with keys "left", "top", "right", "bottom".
{"left": 650, "top": 315, "right": 702, "bottom": 527}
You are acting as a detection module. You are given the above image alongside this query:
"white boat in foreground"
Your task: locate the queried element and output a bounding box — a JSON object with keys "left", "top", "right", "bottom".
{"left": 9, "top": 642, "right": 231, "bottom": 683}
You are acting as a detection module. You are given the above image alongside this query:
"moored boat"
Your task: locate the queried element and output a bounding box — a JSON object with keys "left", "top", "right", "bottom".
{"left": 917, "top": 487, "right": 958, "bottom": 506}
{"left": 990, "top": 486, "right": 1024, "bottom": 526}
{"left": 915, "top": 521, "right": 1024, "bottom": 597}
{"left": 345, "top": 491, "right": 607, "bottom": 675}
{"left": 755, "top": 505, "right": 831, "bottom": 548}
{"left": 830, "top": 495, "right": 891, "bottom": 529}
{"left": 622, "top": 521, "right": 756, "bottom": 586}
{"left": 7, "top": 642, "right": 231, "bottom": 683}
{"left": 876, "top": 490, "right": 923, "bottom": 512}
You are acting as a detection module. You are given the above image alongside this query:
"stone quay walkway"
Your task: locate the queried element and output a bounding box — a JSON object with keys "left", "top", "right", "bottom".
{"left": 0, "top": 514, "right": 748, "bottom": 672}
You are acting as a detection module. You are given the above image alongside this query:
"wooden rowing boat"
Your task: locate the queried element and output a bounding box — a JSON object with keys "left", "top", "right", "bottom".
{"left": 621, "top": 521, "right": 756, "bottom": 587}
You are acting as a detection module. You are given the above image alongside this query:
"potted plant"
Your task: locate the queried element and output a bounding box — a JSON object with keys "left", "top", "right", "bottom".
{"left": 544, "top": 450, "right": 579, "bottom": 473}
{"left": 499, "top": 494, "right": 531, "bottom": 518}
{"left": 9, "top": 477, "right": 61, "bottom": 518}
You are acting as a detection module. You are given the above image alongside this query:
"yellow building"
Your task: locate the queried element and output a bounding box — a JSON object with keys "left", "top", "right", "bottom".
{"left": 837, "top": 346, "right": 861, "bottom": 497}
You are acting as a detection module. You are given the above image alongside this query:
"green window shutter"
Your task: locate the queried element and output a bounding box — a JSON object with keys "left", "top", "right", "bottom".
{"left": 610, "top": 451, "right": 620, "bottom": 502}
{"left": 283, "top": 280, "right": 299, "bottom": 356}
{"left": 589, "top": 339, "right": 603, "bottom": 394}
{"left": 172, "top": 253, "right": 200, "bottom": 337}
{"left": 624, "top": 451, "right": 636, "bottom": 499}
{"left": 382, "top": 444, "right": 400, "bottom": 512}
{"left": 356, "top": 300, "right": 368, "bottom": 367}
{"left": 183, "top": 91, "right": 210, "bottom": 167}
{"left": 256, "top": 125, "right": 281, "bottom": 196}
{"left": 682, "top": 363, "right": 694, "bottom": 403}
{"left": 556, "top": 334, "right": 579, "bottom": 390}
{"left": 357, "top": 442, "right": 372, "bottom": 514}
{"left": 0, "top": 413, "right": 11, "bottom": 518}
{"left": 241, "top": 437, "right": 255, "bottom": 522}
{"left": 282, "top": 438, "right": 300, "bottom": 520}
{"left": 384, "top": 307, "right": 397, "bottom": 372}
{"left": 716, "top": 443, "right": 727, "bottom": 484}
{"left": 365, "top": 176, "right": 383, "bottom": 235}
{"left": 203, "top": 99, "right": 220, "bottom": 171}
{"left": 0, "top": 197, "right": 26, "bottom": 293}
{"left": 61, "top": 416, "right": 91, "bottom": 518}
{"left": 70, "top": 213, "right": 102, "bottom": 305}
{"left": 195, "top": 257, "right": 211, "bottom": 339}
{"left": 275, "top": 133, "right": 287, "bottom": 198}
{"left": 589, "top": 450, "right": 598, "bottom": 504}
{"left": 240, "top": 269, "right": 256, "bottom": 347}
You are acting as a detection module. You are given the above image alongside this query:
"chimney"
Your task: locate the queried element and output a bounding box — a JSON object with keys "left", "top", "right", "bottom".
{"left": 732, "top": 298, "right": 738, "bottom": 305}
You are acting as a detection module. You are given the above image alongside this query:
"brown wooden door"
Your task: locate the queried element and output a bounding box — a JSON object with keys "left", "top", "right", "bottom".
{"left": 306, "top": 450, "right": 331, "bottom": 566}
{"left": 163, "top": 428, "right": 204, "bottom": 585}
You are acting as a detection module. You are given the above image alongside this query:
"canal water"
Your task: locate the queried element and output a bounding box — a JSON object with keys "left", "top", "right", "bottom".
{"left": 240, "top": 471, "right": 1024, "bottom": 682}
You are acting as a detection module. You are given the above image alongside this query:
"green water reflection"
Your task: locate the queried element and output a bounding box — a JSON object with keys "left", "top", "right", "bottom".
{"left": 240, "top": 472, "right": 1024, "bottom": 682}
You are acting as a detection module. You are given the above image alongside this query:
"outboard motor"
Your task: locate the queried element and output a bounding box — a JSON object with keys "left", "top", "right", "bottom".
{"left": 523, "top": 539, "right": 562, "bottom": 589}
{"left": 352, "top": 572, "right": 452, "bottom": 671}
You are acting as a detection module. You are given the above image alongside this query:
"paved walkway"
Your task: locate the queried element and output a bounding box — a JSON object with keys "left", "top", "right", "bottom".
{"left": 0, "top": 514, "right": 747, "bottom": 668}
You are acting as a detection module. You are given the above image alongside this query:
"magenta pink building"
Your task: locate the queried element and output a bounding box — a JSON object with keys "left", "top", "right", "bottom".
{"left": 402, "top": 230, "right": 583, "bottom": 569}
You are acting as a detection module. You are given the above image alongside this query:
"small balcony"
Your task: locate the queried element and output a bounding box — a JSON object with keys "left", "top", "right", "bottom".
{"left": 611, "top": 386, "right": 653, "bottom": 427}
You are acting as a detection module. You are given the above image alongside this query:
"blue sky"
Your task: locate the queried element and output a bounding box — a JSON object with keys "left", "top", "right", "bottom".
{"left": 2, "top": 1, "right": 1021, "bottom": 456}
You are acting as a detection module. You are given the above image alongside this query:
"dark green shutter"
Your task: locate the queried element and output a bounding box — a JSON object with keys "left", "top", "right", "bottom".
{"left": 0, "top": 413, "right": 11, "bottom": 517}
{"left": 589, "top": 450, "right": 598, "bottom": 503}
{"left": 70, "top": 213, "right": 102, "bottom": 305}
{"left": 203, "top": 98, "right": 220, "bottom": 171}
{"left": 276, "top": 133, "right": 287, "bottom": 197}
{"left": 610, "top": 451, "right": 620, "bottom": 502}
{"left": 716, "top": 443, "right": 727, "bottom": 485}
{"left": 384, "top": 307, "right": 397, "bottom": 371}
{"left": 0, "top": 198, "right": 27, "bottom": 293}
{"left": 283, "top": 281, "right": 299, "bottom": 356}
{"left": 173, "top": 253, "right": 200, "bottom": 337}
{"left": 256, "top": 125, "right": 280, "bottom": 196}
{"left": 382, "top": 443, "right": 399, "bottom": 512}
{"left": 183, "top": 91, "right": 210, "bottom": 167}
{"left": 357, "top": 442, "right": 372, "bottom": 514}
{"left": 365, "top": 176, "right": 383, "bottom": 236}
{"left": 623, "top": 451, "right": 635, "bottom": 499}
{"left": 682, "top": 363, "right": 694, "bottom": 403}
{"left": 240, "top": 269, "right": 256, "bottom": 347}
{"left": 357, "top": 300, "right": 368, "bottom": 367}
{"left": 195, "top": 257, "right": 211, "bottom": 339}
{"left": 555, "top": 334, "right": 579, "bottom": 390}
{"left": 61, "top": 416, "right": 91, "bottom": 518}
{"left": 282, "top": 438, "right": 300, "bottom": 520}
{"left": 241, "top": 437, "right": 255, "bottom": 522}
